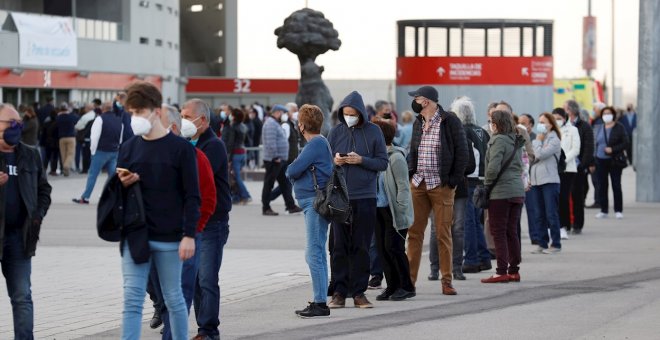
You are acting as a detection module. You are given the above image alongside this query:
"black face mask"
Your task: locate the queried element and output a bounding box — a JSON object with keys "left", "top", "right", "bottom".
{"left": 411, "top": 99, "right": 423, "bottom": 114}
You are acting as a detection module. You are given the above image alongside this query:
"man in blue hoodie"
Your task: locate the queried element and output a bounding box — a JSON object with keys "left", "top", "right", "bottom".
{"left": 327, "top": 91, "right": 388, "bottom": 309}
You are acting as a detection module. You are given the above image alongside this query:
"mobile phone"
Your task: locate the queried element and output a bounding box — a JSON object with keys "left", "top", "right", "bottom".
{"left": 116, "top": 167, "right": 131, "bottom": 175}
{"left": 339, "top": 153, "right": 348, "bottom": 157}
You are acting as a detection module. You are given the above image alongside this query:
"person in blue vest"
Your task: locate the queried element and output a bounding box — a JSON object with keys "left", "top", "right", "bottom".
{"left": 72, "top": 102, "right": 123, "bottom": 204}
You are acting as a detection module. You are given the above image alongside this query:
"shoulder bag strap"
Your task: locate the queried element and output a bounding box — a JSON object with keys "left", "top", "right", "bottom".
{"left": 310, "top": 165, "right": 319, "bottom": 190}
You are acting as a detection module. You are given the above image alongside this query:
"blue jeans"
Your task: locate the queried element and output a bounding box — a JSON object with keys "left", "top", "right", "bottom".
{"left": 298, "top": 197, "right": 330, "bottom": 303}
{"left": 194, "top": 220, "right": 230, "bottom": 337}
{"left": 463, "top": 185, "right": 491, "bottom": 266}
{"left": 369, "top": 232, "right": 383, "bottom": 277}
{"left": 525, "top": 188, "right": 540, "bottom": 243}
{"left": 122, "top": 241, "right": 187, "bottom": 340}
{"left": 81, "top": 151, "right": 118, "bottom": 199}
{"left": 1, "top": 229, "right": 34, "bottom": 340}
{"left": 531, "top": 183, "right": 561, "bottom": 249}
{"left": 150, "top": 235, "right": 201, "bottom": 340}
{"left": 232, "top": 154, "right": 251, "bottom": 200}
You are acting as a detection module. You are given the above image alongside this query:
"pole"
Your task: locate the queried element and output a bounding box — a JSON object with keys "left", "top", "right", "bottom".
{"left": 611, "top": 0, "right": 615, "bottom": 105}
{"left": 587, "top": 0, "right": 592, "bottom": 77}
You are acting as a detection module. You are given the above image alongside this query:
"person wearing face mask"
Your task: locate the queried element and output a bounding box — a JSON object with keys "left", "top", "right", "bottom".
{"left": 221, "top": 108, "right": 252, "bottom": 205}
{"left": 326, "top": 91, "right": 388, "bottom": 309}
{"left": 406, "top": 86, "right": 469, "bottom": 296}
{"left": 593, "top": 106, "right": 629, "bottom": 220}
{"left": 269, "top": 105, "right": 301, "bottom": 209}
{"left": 529, "top": 112, "right": 563, "bottom": 254}
{"left": 146, "top": 104, "right": 217, "bottom": 340}
{"left": 551, "top": 108, "right": 581, "bottom": 239}
{"left": 115, "top": 82, "right": 200, "bottom": 340}
{"left": 0, "top": 103, "right": 52, "bottom": 340}
{"left": 72, "top": 102, "right": 123, "bottom": 204}
{"left": 113, "top": 91, "right": 134, "bottom": 144}
{"left": 180, "top": 98, "right": 231, "bottom": 340}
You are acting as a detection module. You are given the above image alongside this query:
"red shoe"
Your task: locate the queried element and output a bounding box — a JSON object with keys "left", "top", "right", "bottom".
{"left": 481, "top": 275, "right": 510, "bottom": 283}
{"left": 508, "top": 273, "right": 521, "bottom": 282}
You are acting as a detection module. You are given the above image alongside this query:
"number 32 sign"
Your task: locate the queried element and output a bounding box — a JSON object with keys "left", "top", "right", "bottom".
{"left": 233, "top": 79, "right": 251, "bottom": 93}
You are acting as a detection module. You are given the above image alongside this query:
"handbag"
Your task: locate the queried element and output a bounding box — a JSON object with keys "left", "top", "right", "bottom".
{"left": 602, "top": 125, "right": 628, "bottom": 169}
{"left": 310, "top": 165, "right": 352, "bottom": 224}
{"left": 472, "top": 139, "right": 521, "bottom": 209}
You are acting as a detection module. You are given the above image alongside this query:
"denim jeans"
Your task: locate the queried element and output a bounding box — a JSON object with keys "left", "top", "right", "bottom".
{"left": 149, "top": 235, "right": 202, "bottom": 340}
{"left": 122, "top": 241, "right": 187, "bottom": 340}
{"left": 1, "top": 229, "right": 34, "bottom": 340}
{"left": 298, "top": 197, "right": 330, "bottom": 303}
{"left": 463, "top": 185, "right": 491, "bottom": 266}
{"left": 194, "top": 220, "right": 230, "bottom": 337}
{"left": 531, "top": 183, "right": 561, "bottom": 249}
{"left": 524, "top": 188, "right": 540, "bottom": 243}
{"left": 232, "top": 154, "right": 251, "bottom": 200}
{"left": 369, "top": 231, "right": 383, "bottom": 277}
{"left": 81, "top": 151, "right": 118, "bottom": 199}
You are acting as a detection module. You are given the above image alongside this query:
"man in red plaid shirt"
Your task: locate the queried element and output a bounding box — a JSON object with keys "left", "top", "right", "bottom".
{"left": 406, "top": 86, "right": 469, "bottom": 295}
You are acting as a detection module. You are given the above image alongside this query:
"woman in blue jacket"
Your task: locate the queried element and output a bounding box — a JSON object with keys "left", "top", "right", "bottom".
{"left": 286, "top": 104, "right": 333, "bottom": 318}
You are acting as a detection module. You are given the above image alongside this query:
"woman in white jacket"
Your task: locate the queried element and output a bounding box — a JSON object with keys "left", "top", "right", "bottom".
{"left": 552, "top": 108, "right": 581, "bottom": 239}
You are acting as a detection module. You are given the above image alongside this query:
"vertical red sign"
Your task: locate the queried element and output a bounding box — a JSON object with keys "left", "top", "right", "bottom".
{"left": 583, "top": 16, "right": 597, "bottom": 71}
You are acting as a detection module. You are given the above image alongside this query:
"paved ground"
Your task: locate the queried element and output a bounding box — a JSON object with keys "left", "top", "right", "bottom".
{"left": 1, "top": 168, "right": 659, "bottom": 339}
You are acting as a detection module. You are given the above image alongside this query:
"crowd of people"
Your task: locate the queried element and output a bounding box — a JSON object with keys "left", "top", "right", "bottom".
{"left": 0, "top": 80, "right": 638, "bottom": 338}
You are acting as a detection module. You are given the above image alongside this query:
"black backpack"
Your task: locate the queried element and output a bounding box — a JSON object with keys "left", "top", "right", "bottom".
{"left": 310, "top": 165, "right": 352, "bottom": 224}
{"left": 466, "top": 125, "right": 490, "bottom": 177}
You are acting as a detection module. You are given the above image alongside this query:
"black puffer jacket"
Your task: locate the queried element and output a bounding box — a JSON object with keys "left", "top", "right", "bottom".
{"left": 0, "top": 143, "right": 52, "bottom": 259}
{"left": 598, "top": 122, "right": 629, "bottom": 159}
{"left": 574, "top": 117, "right": 595, "bottom": 171}
{"left": 221, "top": 122, "right": 248, "bottom": 157}
{"left": 408, "top": 106, "right": 469, "bottom": 189}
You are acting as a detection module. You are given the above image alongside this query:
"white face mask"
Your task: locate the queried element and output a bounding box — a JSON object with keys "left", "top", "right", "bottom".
{"left": 291, "top": 111, "right": 298, "bottom": 122}
{"left": 556, "top": 119, "right": 564, "bottom": 126}
{"left": 131, "top": 112, "right": 154, "bottom": 136}
{"left": 602, "top": 114, "right": 614, "bottom": 124}
{"left": 181, "top": 118, "right": 199, "bottom": 138}
{"left": 281, "top": 113, "right": 289, "bottom": 122}
{"left": 345, "top": 115, "right": 359, "bottom": 128}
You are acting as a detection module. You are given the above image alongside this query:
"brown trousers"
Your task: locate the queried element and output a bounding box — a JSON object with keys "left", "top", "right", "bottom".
{"left": 59, "top": 137, "right": 76, "bottom": 176}
{"left": 407, "top": 181, "right": 456, "bottom": 284}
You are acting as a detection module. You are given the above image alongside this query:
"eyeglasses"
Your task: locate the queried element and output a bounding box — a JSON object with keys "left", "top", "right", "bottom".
{"left": 0, "top": 119, "right": 23, "bottom": 129}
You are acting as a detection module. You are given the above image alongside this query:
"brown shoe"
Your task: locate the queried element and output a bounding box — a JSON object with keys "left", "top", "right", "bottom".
{"left": 442, "top": 281, "right": 457, "bottom": 295}
{"left": 328, "top": 293, "right": 345, "bottom": 308}
{"left": 353, "top": 294, "right": 373, "bottom": 308}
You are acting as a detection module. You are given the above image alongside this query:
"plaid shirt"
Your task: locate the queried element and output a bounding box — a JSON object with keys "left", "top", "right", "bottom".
{"left": 412, "top": 110, "right": 442, "bottom": 189}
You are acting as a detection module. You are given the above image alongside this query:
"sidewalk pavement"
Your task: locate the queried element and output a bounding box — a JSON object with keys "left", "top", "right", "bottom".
{"left": 2, "top": 168, "right": 660, "bottom": 339}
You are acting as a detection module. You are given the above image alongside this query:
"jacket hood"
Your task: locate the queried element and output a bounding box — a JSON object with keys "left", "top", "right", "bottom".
{"left": 388, "top": 145, "right": 408, "bottom": 158}
{"left": 337, "top": 91, "right": 368, "bottom": 127}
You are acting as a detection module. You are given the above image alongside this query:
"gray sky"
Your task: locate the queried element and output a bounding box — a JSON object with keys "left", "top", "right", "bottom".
{"left": 237, "top": 0, "right": 639, "bottom": 102}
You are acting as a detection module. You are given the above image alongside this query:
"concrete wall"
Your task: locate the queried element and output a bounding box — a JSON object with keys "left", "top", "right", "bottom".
{"left": 324, "top": 79, "right": 395, "bottom": 112}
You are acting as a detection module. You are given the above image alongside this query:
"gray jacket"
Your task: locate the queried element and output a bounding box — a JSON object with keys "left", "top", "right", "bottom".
{"left": 383, "top": 146, "right": 413, "bottom": 230}
{"left": 262, "top": 116, "right": 289, "bottom": 162}
{"left": 530, "top": 131, "right": 561, "bottom": 186}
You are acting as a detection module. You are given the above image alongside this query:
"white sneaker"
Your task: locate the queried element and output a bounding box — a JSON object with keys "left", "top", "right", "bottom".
{"left": 595, "top": 212, "right": 608, "bottom": 219}
{"left": 560, "top": 228, "right": 569, "bottom": 240}
{"left": 615, "top": 212, "right": 624, "bottom": 219}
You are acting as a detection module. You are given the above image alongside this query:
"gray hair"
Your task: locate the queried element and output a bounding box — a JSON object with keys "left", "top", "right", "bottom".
{"left": 593, "top": 101, "right": 606, "bottom": 111}
{"left": 184, "top": 98, "right": 210, "bottom": 121}
{"left": 374, "top": 100, "right": 390, "bottom": 112}
{"left": 450, "top": 96, "right": 476, "bottom": 125}
{"left": 285, "top": 102, "right": 298, "bottom": 112}
{"left": 163, "top": 104, "right": 181, "bottom": 132}
{"left": 565, "top": 100, "right": 580, "bottom": 115}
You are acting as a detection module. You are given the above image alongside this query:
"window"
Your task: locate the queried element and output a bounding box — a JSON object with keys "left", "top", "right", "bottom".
{"left": 155, "top": 39, "right": 163, "bottom": 47}
{"left": 155, "top": 3, "right": 163, "bottom": 10}
{"left": 140, "top": 37, "right": 149, "bottom": 45}
{"left": 190, "top": 4, "right": 203, "bottom": 12}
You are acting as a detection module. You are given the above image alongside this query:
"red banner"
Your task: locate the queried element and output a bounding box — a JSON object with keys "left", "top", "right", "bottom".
{"left": 582, "top": 16, "right": 597, "bottom": 71}
{"left": 0, "top": 69, "right": 162, "bottom": 89}
{"left": 186, "top": 78, "right": 298, "bottom": 94}
{"left": 396, "top": 57, "right": 553, "bottom": 86}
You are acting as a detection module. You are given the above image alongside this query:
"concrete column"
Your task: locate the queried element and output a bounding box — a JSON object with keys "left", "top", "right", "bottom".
{"left": 636, "top": 0, "right": 660, "bottom": 202}
{"left": 224, "top": 0, "right": 238, "bottom": 78}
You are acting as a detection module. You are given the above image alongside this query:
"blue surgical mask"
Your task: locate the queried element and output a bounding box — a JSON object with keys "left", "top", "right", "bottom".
{"left": 1, "top": 121, "right": 23, "bottom": 146}
{"left": 535, "top": 123, "right": 547, "bottom": 134}
{"left": 220, "top": 111, "right": 227, "bottom": 120}
{"left": 190, "top": 138, "right": 198, "bottom": 146}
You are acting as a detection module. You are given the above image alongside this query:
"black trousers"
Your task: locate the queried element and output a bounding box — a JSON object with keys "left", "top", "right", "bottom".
{"left": 81, "top": 142, "right": 92, "bottom": 173}
{"left": 374, "top": 207, "right": 414, "bottom": 292}
{"left": 331, "top": 198, "right": 376, "bottom": 298}
{"left": 596, "top": 158, "right": 624, "bottom": 214}
{"left": 572, "top": 170, "right": 588, "bottom": 230}
{"left": 261, "top": 160, "right": 295, "bottom": 211}
{"left": 44, "top": 146, "right": 59, "bottom": 173}
{"left": 559, "top": 172, "right": 576, "bottom": 230}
